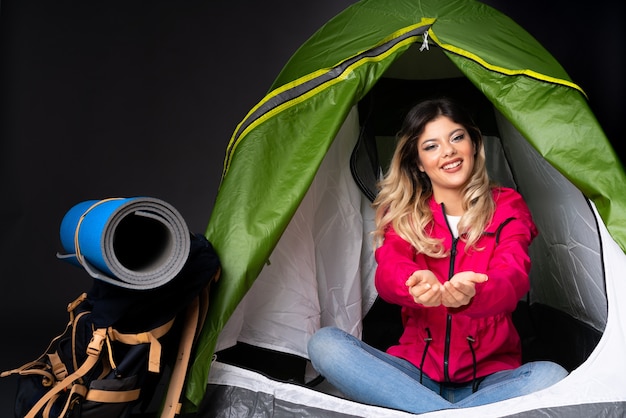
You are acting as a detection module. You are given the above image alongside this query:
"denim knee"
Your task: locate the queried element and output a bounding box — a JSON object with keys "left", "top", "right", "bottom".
{"left": 307, "top": 327, "right": 344, "bottom": 371}
{"left": 531, "top": 361, "right": 569, "bottom": 385}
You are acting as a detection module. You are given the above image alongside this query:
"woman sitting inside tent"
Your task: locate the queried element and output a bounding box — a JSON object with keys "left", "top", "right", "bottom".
{"left": 307, "top": 97, "right": 568, "bottom": 414}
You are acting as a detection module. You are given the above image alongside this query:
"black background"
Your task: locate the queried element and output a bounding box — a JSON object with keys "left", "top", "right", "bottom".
{"left": 1, "top": 0, "right": 624, "bottom": 413}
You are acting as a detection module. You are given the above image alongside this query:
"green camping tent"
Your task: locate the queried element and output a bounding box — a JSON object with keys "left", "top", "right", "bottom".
{"left": 184, "top": 0, "right": 626, "bottom": 415}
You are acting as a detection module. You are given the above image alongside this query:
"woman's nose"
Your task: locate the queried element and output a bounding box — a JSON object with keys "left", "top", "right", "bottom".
{"left": 443, "top": 142, "right": 457, "bottom": 157}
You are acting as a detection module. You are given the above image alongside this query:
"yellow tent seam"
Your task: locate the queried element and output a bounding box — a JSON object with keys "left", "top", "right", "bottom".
{"left": 427, "top": 28, "right": 586, "bottom": 96}
{"left": 221, "top": 21, "right": 432, "bottom": 176}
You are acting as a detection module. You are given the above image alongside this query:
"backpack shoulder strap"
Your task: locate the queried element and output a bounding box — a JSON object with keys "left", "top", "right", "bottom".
{"left": 161, "top": 268, "right": 219, "bottom": 417}
{"left": 24, "top": 327, "right": 108, "bottom": 418}
{"left": 160, "top": 292, "right": 201, "bottom": 418}
{"left": 108, "top": 317, "right": 176, "bottom": 373}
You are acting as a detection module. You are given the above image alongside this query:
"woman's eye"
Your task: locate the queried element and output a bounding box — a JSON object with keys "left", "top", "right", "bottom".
{"left": 452, "top": 133, "right": 465, "bottom": 142}
{"left": 423, "top": 144, "right": 437, "bottom": 151}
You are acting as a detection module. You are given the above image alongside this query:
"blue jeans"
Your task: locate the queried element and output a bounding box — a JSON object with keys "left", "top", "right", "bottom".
{"left": 307, "top": 326, "right": 568, "bottom": 414}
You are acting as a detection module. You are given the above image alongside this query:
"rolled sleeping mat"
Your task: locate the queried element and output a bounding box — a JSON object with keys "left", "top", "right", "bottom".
{"left": 57, "top": 197, "right": 191, "bottom": 290}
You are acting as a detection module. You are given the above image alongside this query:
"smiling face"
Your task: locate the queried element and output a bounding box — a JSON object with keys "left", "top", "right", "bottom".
{"left": 417, "top": 115, "right": 475, "bottom": 206}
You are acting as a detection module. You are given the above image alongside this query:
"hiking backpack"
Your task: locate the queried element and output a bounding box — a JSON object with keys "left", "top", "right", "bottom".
{"left": 1, "top": 232, "right": 220, "bottom": 418}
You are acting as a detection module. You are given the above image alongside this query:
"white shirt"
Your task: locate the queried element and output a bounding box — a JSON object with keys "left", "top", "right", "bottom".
{"left": 446, "top": 214, "right": 461, "bottom": 238}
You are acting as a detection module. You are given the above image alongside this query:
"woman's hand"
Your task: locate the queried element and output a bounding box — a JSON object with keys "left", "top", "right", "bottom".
{"left": 406, "top": 270, "right": 442, "bottom": 307}
{"left": 442, "top": 271, "right": 488, "bottom": 308}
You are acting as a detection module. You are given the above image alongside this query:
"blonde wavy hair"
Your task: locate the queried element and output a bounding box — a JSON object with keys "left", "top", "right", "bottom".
{"left": 372, "top": 97, "right": 495, "bottom": 258}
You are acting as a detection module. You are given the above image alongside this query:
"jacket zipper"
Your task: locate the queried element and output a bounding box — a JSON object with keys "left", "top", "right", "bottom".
{"left": 440, "top": 206, "right": 505, "bottom": 384}
{"left": 441, "top": 202, "right": 457, "bottom": 383}
{"left": 443, "top": 236, "right": 458, "bottom": 382}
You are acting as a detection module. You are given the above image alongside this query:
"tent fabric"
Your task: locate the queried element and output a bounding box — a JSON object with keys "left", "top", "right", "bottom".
{"left": 185, "top": 0, "right": 626, "bottom": 415}
{"left": 214, "top": 108, "right": 377, "bottom": 358}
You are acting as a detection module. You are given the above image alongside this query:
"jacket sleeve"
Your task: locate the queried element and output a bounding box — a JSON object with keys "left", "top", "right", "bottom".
{"left": 374, "top": 227, "right": 430, "bottom": 309}
{"left": 457, "top": 195, "right": 536, "bottom": 318}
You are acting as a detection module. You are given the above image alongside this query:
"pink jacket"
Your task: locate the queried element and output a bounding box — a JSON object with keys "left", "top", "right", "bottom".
{"left": 374, "top": 187, "right": 537, "bottom": 384}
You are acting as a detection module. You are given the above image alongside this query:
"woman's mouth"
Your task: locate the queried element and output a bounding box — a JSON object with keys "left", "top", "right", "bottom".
{"left": 442, "top": 160, "right": 462, "bottom": 170}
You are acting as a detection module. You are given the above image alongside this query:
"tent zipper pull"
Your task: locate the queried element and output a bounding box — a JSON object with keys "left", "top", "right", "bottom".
{"left": 420, "top": 30, "right": 430, "bottom": 51}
